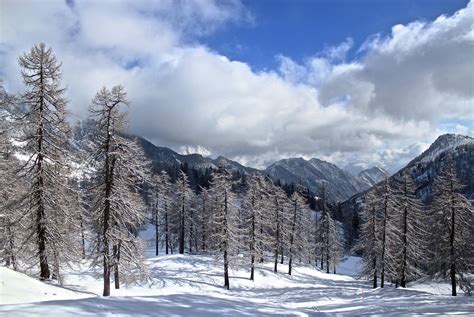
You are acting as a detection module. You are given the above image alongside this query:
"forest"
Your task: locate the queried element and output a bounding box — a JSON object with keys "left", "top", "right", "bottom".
{"left": 0, "top": 43, "right": 472, "bottom": 302}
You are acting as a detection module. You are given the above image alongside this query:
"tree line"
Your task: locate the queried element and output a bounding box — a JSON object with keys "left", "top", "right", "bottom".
{"left": 0, "top": 43, "right": 343, "bottom": 296}
{"left": 355, "top": 165, "right": 473, "bottom": 296}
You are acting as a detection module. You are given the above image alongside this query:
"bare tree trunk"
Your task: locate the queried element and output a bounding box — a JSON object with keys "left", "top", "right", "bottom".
{"left": 6, "top": 222, "right": 17, "bottom": 271}
{"left": 373, "top": 257, "right": 378, "bottom": 288}
{"left": 114, "top": 242, "right": 121, "bottom": 289}
{"left": 179, "top": 195, "right": 185, "bottom": 254}
{"left": 189, "top": 208, "right": 193, "bottom": 253}
{"left": 202, "top": 197, "right": 206, "bottom": 252}
{"left": 165, "top": 207, "right": 169, "bottom": 255}
{"left": 79, "top": 212, "right": 86, "bottom": 259}
{"left": 381, "top": 192, "right": 388, "bottom": 288}
{"left": 250, "top": 197, "right": 256, "bottom": 281}
{"left": 450, "top": 186, "right": 456, "bottom": 296}
{"left": 36, "top": 91, "right": 50, "bottom": 280}
{"left": 224, "top": 249, "right": 230, "bottom": 290}
{"left": 155, "top": 200, "right": 159, "bottom": 256}
{"left": 223, "top": 189, "right": 230, "bottom": 290}
{"left": 288, "top": 200, "right": 297, "bottom": 276}
{"left": 102, "top": 116, "right": 115, "bottom": 297}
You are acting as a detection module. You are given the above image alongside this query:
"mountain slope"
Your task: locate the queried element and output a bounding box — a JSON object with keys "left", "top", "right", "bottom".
{"left": 265, "top": 157, "right": 370, "bottom": 202}
{"left": 341, "top": 133, "right": 474, "bottom": 247}
{"left": 136, "top": 136, "right": 259, "bottom": 175}
{"left": 358, "top": 166, "right": 388, "bottom": 187}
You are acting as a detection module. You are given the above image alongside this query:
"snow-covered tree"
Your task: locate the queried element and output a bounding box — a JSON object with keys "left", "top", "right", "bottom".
{"left": 208, "top": 167, "right": 240, "bottom": 289}
{"left": 242, "top": 174, "right": 272, "bottom": 280}
{"left": 429, "top": 159, "right": 473, "bottom": 296}
{"left": 392, "top": 172, "right": 426, "bottom": 288}
{"left": 354, "top": 190, "right": 380, "bottom": 288}
{"left": 174, "top": 170, "right": 193, "bottom": 254}
{"left": 14, "top": 43, "right": 76, "bottom": 280}
{"left": 270, "top": 184, "right": 290, "bottom": 273}
{"left": 288, "top": 191, "right": 310, "bottom": 275}
{"left": 379, "top": 177, "right": 398, "bottom": 288}
{"left": 148, "top": 172, "right": 173, "bottom": 256}
{"left": 317, "top": 184, "right": 343, "bottom": 274}
{"left": 0, "top": 83, "right": 23, "bottom": 271}
{"left": 198, "top": 187, "right": 211, "bottom": 252}
{"left": 88, "top": 86, "right": 150, "bottom": 296}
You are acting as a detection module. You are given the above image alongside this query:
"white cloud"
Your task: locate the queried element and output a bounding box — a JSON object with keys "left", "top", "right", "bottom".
{"left": 0, "top": 0, "right": 472, "bottom": 172}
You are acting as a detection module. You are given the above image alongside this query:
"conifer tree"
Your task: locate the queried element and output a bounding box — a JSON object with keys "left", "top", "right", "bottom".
{"left": 355, "top": 190, "right": 380, "bottom": 288}
{"left": 208, "top": 167, "right": 240, "bottom": 289}
{"left": 88, "top": 85, "right": 150, "bottom": 296}
{"left": 429, "top": 159, "right": 473, "bottom": 296}
{"left": 15, "top": 43, "right": 74, "bottom": 280}
{"left": 243, "top": 174, "right": 272, "bottom": 280}
{"left": 392, "top": 172, "right": 426, "bottom": 288}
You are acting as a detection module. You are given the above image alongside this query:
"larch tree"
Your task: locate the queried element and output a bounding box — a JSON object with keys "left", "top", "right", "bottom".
{"left": 243, "top": 174, "right": 272, "bottom": 280}
{"left": 0, "top": 83, "right": 23, "bottom": 271}
{"left": 198, "top": 187, "right": 211, "bottom": 253}
{"left": 175, "top": 170, "right": 193, "bottom": 254}
{"left": 355, "top": 190, "right": 380, "bottom": 288}
{"left": 379, "top": 176, "right": 397, "bottom": 288}
{"left": 288, "top": 191, "right": 308, "bottom": 275}
{"left": 317, "top": 184, "right": 342, "bottom": 274}
{"left": 429, "top": 159, "right": 473, "bottom": 296}
{"left": 270, "top": 184, "right": 290, "bottom": 273}
{"left": 208, "top": 166, "right": 240, "bottom": 290}
{"left": 15, "top": 43, "right": 76, "bottom": 280}
{"left": 149, "top": 172, "right": 173, "bottom": 256}
{"left": 88, "top": 85, "right": 150, "bottom": 296}
{"left": 392, "top": 172, "right": 426, "bottom": 288}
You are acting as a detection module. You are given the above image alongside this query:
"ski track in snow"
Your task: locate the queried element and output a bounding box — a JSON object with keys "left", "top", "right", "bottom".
{"left": 1, "top": 254, "right": 473, "bottom": 316}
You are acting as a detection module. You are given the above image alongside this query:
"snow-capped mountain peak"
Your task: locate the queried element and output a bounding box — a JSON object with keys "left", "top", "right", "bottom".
{"left": 178, "top": 145, "right": 212, "bottom": 157}
{"left": 357, "top": 166, "right": 388, "bottom": 187}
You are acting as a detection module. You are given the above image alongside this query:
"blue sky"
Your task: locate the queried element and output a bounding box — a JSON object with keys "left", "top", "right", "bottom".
{"left": 205, "top": 0, "right": 469, "bottom": 71}
{"left": 1, "top": 0, "right": 473, "bottom": 172}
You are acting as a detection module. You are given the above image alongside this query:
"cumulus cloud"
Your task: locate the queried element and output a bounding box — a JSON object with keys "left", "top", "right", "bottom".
{"left": 0, "top": 0, "right": 472, "bottom": 172}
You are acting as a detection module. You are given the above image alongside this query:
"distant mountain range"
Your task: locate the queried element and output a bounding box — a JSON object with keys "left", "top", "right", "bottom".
{"left": 134, "top": 136, "right": 390, "bottom": 203}
{"left": 136, "top": 137, "right": 260, "bottom": 175}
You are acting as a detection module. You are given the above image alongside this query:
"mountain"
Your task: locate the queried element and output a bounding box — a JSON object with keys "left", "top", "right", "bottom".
{"left": 357, "top": 166, "right": 388, "bottom": 187}
{"left": 340, "top": 133, "right": 474, "bottom": 247}
{"left": 136, "top": 136, "right": 259, "bottom": 175}
{"left": 265, "top": 157, "right": 370, "bottom": 203}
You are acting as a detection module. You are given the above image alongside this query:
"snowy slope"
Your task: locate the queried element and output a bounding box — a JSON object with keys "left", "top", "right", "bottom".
{"left": 357, "top": 166, "right": 388, "bottom": 187}
{"left": 0, "top": 266, "right": 92, "bottom": 305}
{"left": 266, "top": 157, "right": 369, "bottom": 202}
{"left": 1, "top": 254, "right": 472, "bottom": 316}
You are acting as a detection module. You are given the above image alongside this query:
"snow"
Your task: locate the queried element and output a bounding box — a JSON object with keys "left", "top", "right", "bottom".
{"left": 0, "top": 266, "right": 91, "bottom": 304}
{"left": 1, "top": 254, "right": 473, "bottom": 316}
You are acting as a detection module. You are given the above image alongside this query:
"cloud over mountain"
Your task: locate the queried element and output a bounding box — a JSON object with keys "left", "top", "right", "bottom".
{"left": 1, "top": 0, "right": 472, "bottom": 171}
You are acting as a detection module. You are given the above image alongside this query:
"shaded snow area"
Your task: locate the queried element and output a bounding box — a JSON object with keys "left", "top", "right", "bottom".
{"left": 1, "top": 255, "right": 473, "bottom": 316}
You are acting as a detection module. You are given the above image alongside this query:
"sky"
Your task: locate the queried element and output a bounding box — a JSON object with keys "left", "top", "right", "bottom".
{"left": 1, "top": 0, "right": 473, "bottom": 173}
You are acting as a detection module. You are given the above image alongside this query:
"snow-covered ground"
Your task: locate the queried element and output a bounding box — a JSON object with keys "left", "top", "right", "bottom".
{"left": 1, "top": 254, "right": 473, "bottom": 316}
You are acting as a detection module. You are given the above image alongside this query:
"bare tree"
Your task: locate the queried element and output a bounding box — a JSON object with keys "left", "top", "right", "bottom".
{"left": 429, "top": 159, "right": 473, "bottom": 296}
{"left": 88, "top": 86, "right": 150, "bottom": 296}
{"left": 208, "top": 167, "right": 240, "bottom": 290}
{"left": 354, "top": 190, "right": 380, "bottom": 288}
{"left": 15, "top": 43, "right": 75, "bottom": 280}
